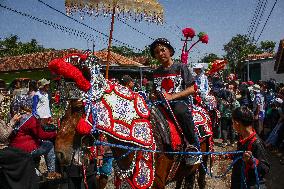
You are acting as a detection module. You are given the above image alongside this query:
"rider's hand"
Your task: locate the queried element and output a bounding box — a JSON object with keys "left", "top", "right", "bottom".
{"left": 164, "top": 92, "right": 174, "bottom": 101}
{"left": 12, "top": 113, "right": 22, "bottom": 122}
{"left": 97, "top": 155, "right": 104, "bottom": 167}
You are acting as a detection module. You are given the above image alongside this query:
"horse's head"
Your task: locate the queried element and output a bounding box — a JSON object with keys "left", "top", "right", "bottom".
{"left": 49, "top": 53, "right": 105, "bottom": 166}
{"left": 55, "top": 99, "right": 85, "bottom": 166}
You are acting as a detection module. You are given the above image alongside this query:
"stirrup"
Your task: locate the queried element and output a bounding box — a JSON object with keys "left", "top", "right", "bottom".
{"left": 184, "top": 145, "right": 202, "bottom": 165}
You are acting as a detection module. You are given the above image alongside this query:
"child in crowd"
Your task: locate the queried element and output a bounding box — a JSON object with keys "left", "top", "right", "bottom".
{"left": 230, "top": 106, "right": 270, "bottom": 189}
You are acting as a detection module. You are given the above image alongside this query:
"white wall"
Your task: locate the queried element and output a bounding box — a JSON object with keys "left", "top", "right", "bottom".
{"left": 261, "top": 59, "right": 284, "bottom": 83}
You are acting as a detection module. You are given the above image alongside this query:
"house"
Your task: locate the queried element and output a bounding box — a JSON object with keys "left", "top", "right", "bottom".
{"left": 243, "top": 52, "right": 284, "bottom": 83}
{"left": 0, "top": 49, "right": 152, "bottom": 85}
{"left": 0, "top": 49, "right": 82, "bottom": 85}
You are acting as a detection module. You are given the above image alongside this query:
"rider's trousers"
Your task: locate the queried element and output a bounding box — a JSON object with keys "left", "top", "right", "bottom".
{"left": 170, "top": 101, "right": 195, "bottom": 145}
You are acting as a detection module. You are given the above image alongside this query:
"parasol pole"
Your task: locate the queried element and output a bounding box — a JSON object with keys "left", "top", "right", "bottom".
{"left": 106, "top": 5, "right": 116, "bottom": 80}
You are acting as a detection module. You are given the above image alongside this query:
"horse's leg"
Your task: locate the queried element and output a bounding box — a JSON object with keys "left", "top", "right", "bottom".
{"left": 175, "top": 179, "right": 183, "bottom": 189}
{"left": 182, "top": 172, "right": 196, "bottom": 189}
{"left": 97, "top": 175, "right": 108, "bottom": 189}
{"left": 152, "top": 154, "right": 173, "bottom": 189}
{"left": 197, "top": 155, "right": 208, "bottom": 189}
{"left": 197, "top": 138, "right": 211, "bottom": 189}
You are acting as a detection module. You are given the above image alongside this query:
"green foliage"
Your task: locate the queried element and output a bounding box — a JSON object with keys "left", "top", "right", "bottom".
{"left": 111, "top": 45, "right": 160, "bottom": 67}
{"left": 259, "top": 40, "right": 276, "bottom": 53}
{"left": 111, "top": 46, "right": 140, "bottom": 57}
{"left": 199, "top": 53, "right": 221, "bottom": 63}
{"left": 223, "top": 34, "right": 259, "bottom": 72}
{"left": 0, "top": 35, "right": 50, "bottom": 57}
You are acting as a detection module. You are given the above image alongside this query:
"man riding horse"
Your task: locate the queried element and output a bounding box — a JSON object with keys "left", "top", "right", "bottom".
{"left": 150, "top": 38, "right": 201, "bottom": 165}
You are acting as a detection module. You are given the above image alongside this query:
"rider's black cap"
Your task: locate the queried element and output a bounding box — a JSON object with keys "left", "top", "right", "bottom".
{"left": 149, "top": 38, "right": 175, "bottom": 58}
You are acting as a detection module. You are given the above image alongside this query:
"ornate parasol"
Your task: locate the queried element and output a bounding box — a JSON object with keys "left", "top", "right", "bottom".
{"left": 65, "top": 0, "right": 164, "bottom": 79}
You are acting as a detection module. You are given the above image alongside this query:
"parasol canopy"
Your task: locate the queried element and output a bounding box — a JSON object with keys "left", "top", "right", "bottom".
{"left": 65, "top": 0, "right": 164, "bottom": 79}
{"left": 65, "top": 0, "right": 164, "bottom": 23}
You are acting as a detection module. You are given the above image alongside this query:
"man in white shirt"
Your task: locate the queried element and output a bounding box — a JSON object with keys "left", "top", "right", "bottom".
{"left": 32, "top": 79, "right": 52, "bottom": 124}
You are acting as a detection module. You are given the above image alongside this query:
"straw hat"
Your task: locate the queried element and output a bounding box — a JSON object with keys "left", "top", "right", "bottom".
{"left": 252, "top": 84, "right": 261, "bottom": 93}
{"left": 275, "top": 98, "right": 283, "bottom": 104}
{"left": 38, "top": 78, "right": 50, "bottom": 88}
{"left": 193, "top": 63, "right": 204, "bottom": 69}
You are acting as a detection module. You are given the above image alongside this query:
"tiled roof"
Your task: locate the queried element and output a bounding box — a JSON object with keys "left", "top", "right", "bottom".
{"left": 0, "top": 49, "right": 143, "bottom": 72}
{"left": 245, "top": 52, "right": 275, "bottom": 61}
{"left": 131, "top": 56, "right": 149, "bottom": 65}
{"left": 0, "top": 49, "right": 82, "bottom": 72}
{"left": 94, "top": 50, "right": 143, "bottom": 66}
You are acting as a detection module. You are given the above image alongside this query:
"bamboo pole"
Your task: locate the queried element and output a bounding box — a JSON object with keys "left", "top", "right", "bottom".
{"left": 105, "top": 6, "right": 116, "bottom": 80}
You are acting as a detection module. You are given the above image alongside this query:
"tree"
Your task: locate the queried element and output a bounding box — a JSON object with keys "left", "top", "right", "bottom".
{"left": 223, "top": 34, "right": 259, "bottom": 73}
{"left": 110, "top": 45, "right": 160, "bottom": 66}
{"left": 223, "top": 34, "right": 276, "bottom": 74}
{"left": 199, "top": 53, "right": 221, "bottom": 63}
{"left": 111, "top": 46, "right": 139, "bottom": 57}
{"left": 0, "top": 35, "right": 47, "bottom": 57}
{"left": 259, "top": 40, "right": 276, "bottom": 53}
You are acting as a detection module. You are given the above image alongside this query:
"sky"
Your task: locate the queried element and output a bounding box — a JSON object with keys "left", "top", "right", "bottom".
{"left": 0, "top": 0, "right": 283, "bottom": 63}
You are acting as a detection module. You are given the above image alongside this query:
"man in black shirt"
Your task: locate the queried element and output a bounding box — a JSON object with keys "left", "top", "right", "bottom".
{"left": 149, "top": 38, "right": 199, "bottom": 165}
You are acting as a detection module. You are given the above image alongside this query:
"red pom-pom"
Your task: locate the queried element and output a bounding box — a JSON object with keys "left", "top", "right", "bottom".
{"left": 200, "top": 34, "right": 209, "bottom": 44}
{"left": 182, "top": 28, "right": 195, "bottom": 38}
{"left": 76, "top": 117, "right": 92, "bottom": 135}
{"left": 198, "top": 32, "right": 209, "bottom": 44}
{"left": 48, "top": 58, "right": 91, "bottom": 92}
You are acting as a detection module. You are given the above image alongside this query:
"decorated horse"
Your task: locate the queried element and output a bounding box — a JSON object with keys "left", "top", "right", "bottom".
{"left": 51, "top": 53, "right": 213, "bottom": 189}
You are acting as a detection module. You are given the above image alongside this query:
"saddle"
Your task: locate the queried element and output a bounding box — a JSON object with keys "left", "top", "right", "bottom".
{"left": 153, "top": 92, "right": 212, "bottom": 152}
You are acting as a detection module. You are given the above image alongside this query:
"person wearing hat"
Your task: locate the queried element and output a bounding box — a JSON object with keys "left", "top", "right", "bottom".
{"left": 150, "top": 38, "right": 200, "bottom": 165}
{"left": 252, "top": 84, "right": 265, "bottom": 137}
{"left": 32, "top": 79, "right": 51, "bottom": 120}
{"left": 9, "top": 94, "right": 61, "bottom": 180}
{"left": 120, "top": 75, "right": 134, "bottom": 90}
{"left": 193, "top": 63, "right": 209, "bottom": 100}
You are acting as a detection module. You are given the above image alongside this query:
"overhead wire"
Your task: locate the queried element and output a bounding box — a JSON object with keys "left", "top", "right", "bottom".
{"left": 37, "top": 0, "right": 143, "bottom": 52}
{"left": 247, "top": 0, "right": 263, "bottom": 39}
{"left": 37, "top": 0, "right": 205, "bottom": 61}
{"left": 255, "top": 0, "right": 278, "bottom": 43}
{"left": 116, "top": 17, "right": 155, "bottom": 41}
{"left": 250, "top": 0, "right": 268, "bottom": 42}
{"left": 0, "top": 3, "right": 97, "bottom": 43}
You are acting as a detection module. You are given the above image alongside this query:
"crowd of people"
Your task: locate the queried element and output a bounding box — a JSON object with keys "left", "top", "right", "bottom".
{"left": 0, "top": 78, "right": 61, "bottom": 189}
{"left": 210, "top": 77, "right": 284, "bottom": 160}
{"left": 0, "top": 37, "right": 283, "bottom": 189}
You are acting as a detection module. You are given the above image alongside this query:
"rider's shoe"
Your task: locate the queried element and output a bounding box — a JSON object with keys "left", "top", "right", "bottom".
{"left": 184, "top": 145, "right": 202, "bottom": 166}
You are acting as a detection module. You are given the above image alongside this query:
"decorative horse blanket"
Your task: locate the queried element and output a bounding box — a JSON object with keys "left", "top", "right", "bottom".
{"left": 91, "top": 81, "right": 153, "bottom": 148}
{"left": 78, "top": 81, "right": 156, "bottom": 188}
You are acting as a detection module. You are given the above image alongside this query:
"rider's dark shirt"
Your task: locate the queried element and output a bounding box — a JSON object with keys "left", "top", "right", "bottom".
{"left": 153, "top": 62, "right": 195, "bottom": 95}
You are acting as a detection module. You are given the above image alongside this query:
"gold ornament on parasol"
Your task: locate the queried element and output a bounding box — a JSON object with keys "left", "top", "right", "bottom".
{"left": 65, "top": 0, "right": 164, "bottom": 79}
